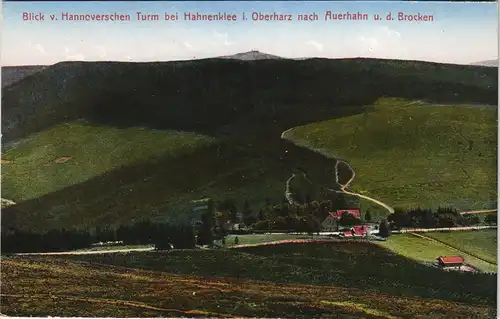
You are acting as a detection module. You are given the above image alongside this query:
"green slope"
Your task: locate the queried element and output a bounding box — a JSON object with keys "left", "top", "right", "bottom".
{"left": 1, "top": 128, "right": 294, "bottom": 231}
{"left": 2, "top": 121, "right": 217, "bottom": 202}
{"left": 283, "top": 98, "right": 497, "bottom": 213}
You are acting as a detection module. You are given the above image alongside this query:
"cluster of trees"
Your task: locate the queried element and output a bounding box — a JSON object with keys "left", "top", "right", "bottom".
{"left": 212, "top": 194, "right": 360, "bottom": 227}
{"left": 1, "top": 228, "right": 93, "bottom": 253}
{"left": 1, "top": 220, "right": 200, "bottom": 253}
{"left": 484, "top": 213, "right": 497, "bottom": 225}
{"left": 253, "top": 199, "right": 334, "bottom": 231}
{"left": 210, "top": 192, "right": 400, "bottom": 234}
{"left": 387, "top": 207, "right": 495, "bottom": 229}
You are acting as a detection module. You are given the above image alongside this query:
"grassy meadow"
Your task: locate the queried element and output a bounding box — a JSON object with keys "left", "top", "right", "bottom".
{"left": 378, "top": 233, "right": 497, "bottom": 273}
{"left": 425, "top": 229, "right": 497, "bottom": 264}
{"left": 283, "top": 98, "right": 497, "bottom": 213}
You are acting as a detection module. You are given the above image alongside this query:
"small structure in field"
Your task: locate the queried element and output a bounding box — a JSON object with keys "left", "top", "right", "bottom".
{"left": 436, "top": 256, "right": 465, "bottom": 269}
{"left": 54, "top": 156, "right": 72, "bottom": 164}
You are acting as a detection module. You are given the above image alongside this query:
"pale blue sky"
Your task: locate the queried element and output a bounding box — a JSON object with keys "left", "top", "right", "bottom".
{"left": 2, "top": 1, "right": 498, "bottom": 65}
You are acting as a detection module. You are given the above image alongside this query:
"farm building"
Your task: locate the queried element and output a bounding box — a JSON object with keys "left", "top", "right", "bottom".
{"left": 342, "top": 231, "right": 353, "bottom": 238}
{"left": 436, "top": 256, "right": 465, "bottom": 269}
{"left": 329, "top": 209, "right": 361, "bottom": 219}
{"left": 338, "top": 225, "right": 371, "bottom": 238}
{"left": 352, "top": 225, "right": 369, "bottom": 236}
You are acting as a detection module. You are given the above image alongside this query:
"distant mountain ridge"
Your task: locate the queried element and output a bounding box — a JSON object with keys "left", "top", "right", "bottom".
{"left": 2, "top": 65, "right": 48, "bottom": 88}
{"left": 217, "top": 50, "right": 284, "bottom": 60}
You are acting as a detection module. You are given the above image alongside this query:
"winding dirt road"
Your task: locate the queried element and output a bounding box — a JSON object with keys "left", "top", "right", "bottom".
{"left": 332, "top": 159, "right": 395, "bottom": 214}
{"left": 282, "top": 127, "right": 395, "bottom": 214}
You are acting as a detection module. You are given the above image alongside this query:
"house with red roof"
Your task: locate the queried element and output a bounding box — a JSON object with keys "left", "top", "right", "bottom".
{"left": 436, "top": 256, "right": 465, "bottom": 269}
{"left": 338, "top": 224, "right": 372, "bottom": 238}
{"left": 352, "top": 225, "right": 369, "bottom": 237}
{"left": 342, "top": 231, "right": 353, "bottom": 237}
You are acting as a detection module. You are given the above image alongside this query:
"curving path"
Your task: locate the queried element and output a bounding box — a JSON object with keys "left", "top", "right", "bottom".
{"left": 332, "top": 159, "right": 395, "bottom": 214}
{"left": 282, "top": 127, "right": 394, "bottom": 214}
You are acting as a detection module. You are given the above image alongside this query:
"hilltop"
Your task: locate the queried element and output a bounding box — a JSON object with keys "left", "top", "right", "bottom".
{"left": 217, "top": 50, "right": 283, "bottom": 60}
{"left": 1, "top": 57, "right": 497, "bottom": 231}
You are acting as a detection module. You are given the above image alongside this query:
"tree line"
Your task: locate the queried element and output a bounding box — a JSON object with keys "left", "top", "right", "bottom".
{"left": 387, "top": 207, "right": 497, "bottom": 229}
{"left": 1, "top": 220, "right": 206, "bottom": 253}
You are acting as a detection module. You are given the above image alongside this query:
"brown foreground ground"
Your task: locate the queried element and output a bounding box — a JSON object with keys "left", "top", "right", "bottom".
{"left": 1, "top": 254, "right": 495, "bottom": 318}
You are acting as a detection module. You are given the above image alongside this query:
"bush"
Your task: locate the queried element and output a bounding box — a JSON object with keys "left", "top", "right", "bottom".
{"left": 379, "top": 220, "right": 391, "bottom": 238}
{"left": 338, "top": 212, "right": 362, "bottom": 228}
{"left": 484, "top": 214, "right": 497, "bottom": 225}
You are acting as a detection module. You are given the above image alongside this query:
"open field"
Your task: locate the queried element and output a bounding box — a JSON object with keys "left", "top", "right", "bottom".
{"left": 378, "top": 233, "right": 497, "bottom": 273}
{"left": 424, "top": 229, "right": 497, "bottom": 264}
{"left": 283, "top": 98, "right": 497, "bottom": 213}
{"left": 2, "top": 252, "right": 495, "bottom": 318}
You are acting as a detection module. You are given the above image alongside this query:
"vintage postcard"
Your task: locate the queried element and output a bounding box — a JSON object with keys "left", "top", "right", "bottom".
{"left": 1, "top": 0, "right": 498, "bottom": 318}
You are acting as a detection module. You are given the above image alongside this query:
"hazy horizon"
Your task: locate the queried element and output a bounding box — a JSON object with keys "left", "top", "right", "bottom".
{"left": 2, "top": 1, "right": 498, "bottom": 66}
